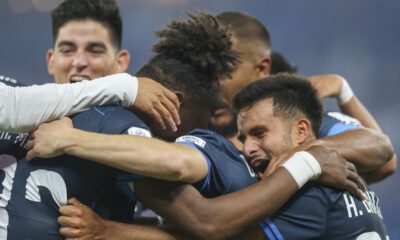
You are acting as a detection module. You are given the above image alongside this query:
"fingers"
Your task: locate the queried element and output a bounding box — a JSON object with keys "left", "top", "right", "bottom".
{"left": 163, "top": 89, "right": 181, "bottom": 122}
{"left": 344, "top": 179, "right": 365, "bottom": 201}
{"left": 59, "top": 205, "right": 82, "bottom": 217}
{"left": 60, "top": 226, "right": 81, "bottom": 238}
{"left": 346, "top": 162, "right": 367, "bottom": 193}
{"left": 26, "top": 149, "right": 37, "bottom": 161}
{"left": 153, "top": 100, "right": 177, "bottom": 132}
{"left": 58, "top": 216, "right": 82, "bottom": 229}
{"left": 68, "top": 197, "right": 82, "bottom": 206}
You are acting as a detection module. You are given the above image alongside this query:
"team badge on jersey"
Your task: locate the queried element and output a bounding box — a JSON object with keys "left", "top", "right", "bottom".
{"left": 127, "top": 127, "right": 152, "bottom": 138}
{"left": 175, "top": 135, "right": 206, "bottom": 148}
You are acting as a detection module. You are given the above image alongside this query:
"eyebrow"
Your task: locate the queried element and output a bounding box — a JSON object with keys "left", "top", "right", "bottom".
{"left": 87, "top": 42, "right": 107, "bottom": 49}
{"left": 56, "top": 41, "right": 107, "bottom": 50}
{"left": 249, "top": 125, "right": 268, "bottom": 134}
{"left": 56, "top": 40, "right": 75, "bottom": 48}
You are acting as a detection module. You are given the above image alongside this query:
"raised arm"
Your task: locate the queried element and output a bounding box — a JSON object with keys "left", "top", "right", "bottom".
{"left": 309, "top": 74, "right": 396, "bottom": 182}
{"left": 26, "top": 118, "right": 208, "bottom": 183}
{"left": 0, "top": 73, "right": 180, "bottom": 133}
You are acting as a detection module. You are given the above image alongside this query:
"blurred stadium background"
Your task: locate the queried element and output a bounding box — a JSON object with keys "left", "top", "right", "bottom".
{"left": 0, "top": 0, "right": 399, "bottom": 237}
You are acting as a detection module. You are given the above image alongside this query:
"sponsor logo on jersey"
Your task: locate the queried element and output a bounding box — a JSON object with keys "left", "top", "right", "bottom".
{"left": 127, "top": 127, "right": 152, "bottom": 138}
{"left": 175, "top": 135, "right": 206, "bottom": 148}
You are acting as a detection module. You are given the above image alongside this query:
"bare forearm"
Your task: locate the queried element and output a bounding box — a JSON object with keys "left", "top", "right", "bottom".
{"left": 136, "top": 168, "right": 298, "bottom": 240}
{"left": 315, "top": 128, "right": 393, "bottom": 172}
{"left": 62, "top": 129, "right": 206, "bottom": 182}
{"left": 102, "top": 220, "right": 187, "bottom": 240}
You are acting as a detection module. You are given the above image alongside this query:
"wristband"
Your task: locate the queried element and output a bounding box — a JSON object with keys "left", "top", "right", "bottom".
{"left": 282, "top": 151, "right": 321, "bottom": 188}
{"left": 338, "top": 78, "right": 353, "bottom": 104}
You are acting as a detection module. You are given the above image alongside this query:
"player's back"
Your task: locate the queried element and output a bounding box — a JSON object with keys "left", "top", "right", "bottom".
{"left": 0, "top": 101, "right": 150, "bottom": 239}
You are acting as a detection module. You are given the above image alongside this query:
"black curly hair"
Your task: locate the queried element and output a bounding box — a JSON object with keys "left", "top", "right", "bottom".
{"left": 136, "top": 12, "right": 239, "bottom": 132}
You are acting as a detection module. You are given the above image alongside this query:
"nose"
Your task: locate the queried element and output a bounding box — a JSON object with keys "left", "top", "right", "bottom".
{"left": 243, "top": 138, "right": 260, "bottom": 159}
{"left": 71, "top": 50, "right": 88, "bottom": 70}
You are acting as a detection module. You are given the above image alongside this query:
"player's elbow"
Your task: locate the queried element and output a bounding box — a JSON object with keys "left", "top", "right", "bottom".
{"left": 379, "top": 133, "right": 395, "bottom": 164}
{"left": 366, "top": 129, "right": 394, "bottom": 166}
{"left": 382, "top": 154, "right": 397, "bottom": 177}
{"left": 164, "top": 154, "right": 200, "bottom": 183}
{"left": 166, "top": 147, "right": 207, "bottom": 183}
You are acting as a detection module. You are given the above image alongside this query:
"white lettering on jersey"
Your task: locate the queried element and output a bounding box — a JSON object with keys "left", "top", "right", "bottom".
{"left": 343, "top": 193, "right": 360, "bottom": 218}
{"left": 175, "top": 135, "right": 206, "bottom": 148}
{"left": 0, "top": 155, "right": 17, "bottom": 240}
{"left": 127, "top": 127, "right": 152, "bottom": 138}
{"left": 356, "top": 232, "right": 381, "bottom": 240}
{"left": 25, "top": 170, "right": 67, "bottom": 207}
{"left": 363, "top": 191, "right": 383, "bottom": 219}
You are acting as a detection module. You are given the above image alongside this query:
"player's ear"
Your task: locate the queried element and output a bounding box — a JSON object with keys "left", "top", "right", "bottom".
{"left": 115, "top": 49, "right": 130, "bottom": 73}
{"left": 46, "top": 49, "right": 55, "bottom": 75}
{"left": 294, "top": 118, "right": 312, "bottom": 145}
{"left": 174, "top": 91, "right": 184, "bottom": 105}
{"left": 256, "top": 57, "right": 271, "bottom": 78}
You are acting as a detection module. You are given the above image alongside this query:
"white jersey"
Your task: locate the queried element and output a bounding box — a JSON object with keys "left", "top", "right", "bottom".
{"left": 0, "top": 73, "right": 138, "bottom": 133}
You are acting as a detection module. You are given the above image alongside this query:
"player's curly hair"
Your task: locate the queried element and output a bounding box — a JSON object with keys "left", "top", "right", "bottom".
{"left": 137, "top": 12, "right": 239, "bottom": 125}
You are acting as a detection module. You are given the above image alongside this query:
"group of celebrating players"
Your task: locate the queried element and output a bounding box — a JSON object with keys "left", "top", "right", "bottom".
{"left": 0, "top": 0, "right": 396, "bottom": 239}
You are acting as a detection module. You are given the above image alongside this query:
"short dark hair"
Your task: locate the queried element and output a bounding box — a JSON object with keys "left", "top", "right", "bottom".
{"left": 233, "top": 73, "right": 323, "bottom": 136}
{"left": 216, "top": 11, "right": 271, "bottom": 51}
{"left": 51, "top": 0, "right": 123, "bottom": 49}
{"left": 270, "top": 51, "right": 298, "bottom": 74}
{"left": 137, "top": 12, "right": 239, "bottom": 119}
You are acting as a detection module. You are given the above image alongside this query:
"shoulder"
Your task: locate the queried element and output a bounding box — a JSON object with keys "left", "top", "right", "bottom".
{"left": 73, "top": 106, "right": 151, "bottom": 135}
{"left": 319, "top": 111, "right": 362, "bottom": 137}
{"left": 176, "top": 128, "right": 238, "bottom": 152}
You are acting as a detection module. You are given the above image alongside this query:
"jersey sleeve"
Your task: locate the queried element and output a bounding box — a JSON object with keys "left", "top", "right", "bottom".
{"left": 318, "top": 111, "right": 362, "bottom": 138}
{"left": 0, "top": 73, "right": 138, "bottom": 133}
{"left": 259, "top": 183, "right": 328, "bottom": 240}
{"left": 175, "top": 129, "right": 258, "bottom": 198}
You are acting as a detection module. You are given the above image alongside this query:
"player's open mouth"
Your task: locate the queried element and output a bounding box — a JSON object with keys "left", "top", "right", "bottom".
{"left": 250, "top": 158, "right": 270, "bottom": 177}
{"left": 70, "top": 75, "right": 90, "bottom": 83}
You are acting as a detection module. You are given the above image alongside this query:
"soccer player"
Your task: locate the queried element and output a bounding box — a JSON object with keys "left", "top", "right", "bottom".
{"left": 234, "top": 74, "right": 388, "bottom": 239}
{"left": 211, "top": 11, "right": 396, "bottom": 183}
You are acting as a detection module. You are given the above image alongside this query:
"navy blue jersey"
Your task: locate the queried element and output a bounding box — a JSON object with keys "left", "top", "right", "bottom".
{"left": 260, "top": 183, "right": 388, "bottom": 240}
{"left": 0, "top": 101, "right": 151, "bottom": 239}
{"left": 259, "top": 111, "right": 387, "bottom": 239}
{"left": 175, "top": 129, "right": 259, "bottom": 198}
{"left": 318, "top": 111, "right": 362, "bottom": 138}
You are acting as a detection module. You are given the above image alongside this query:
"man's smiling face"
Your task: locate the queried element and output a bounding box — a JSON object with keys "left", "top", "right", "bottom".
{"left": 47, "top": 19, "right": 127, "bottom": 84}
